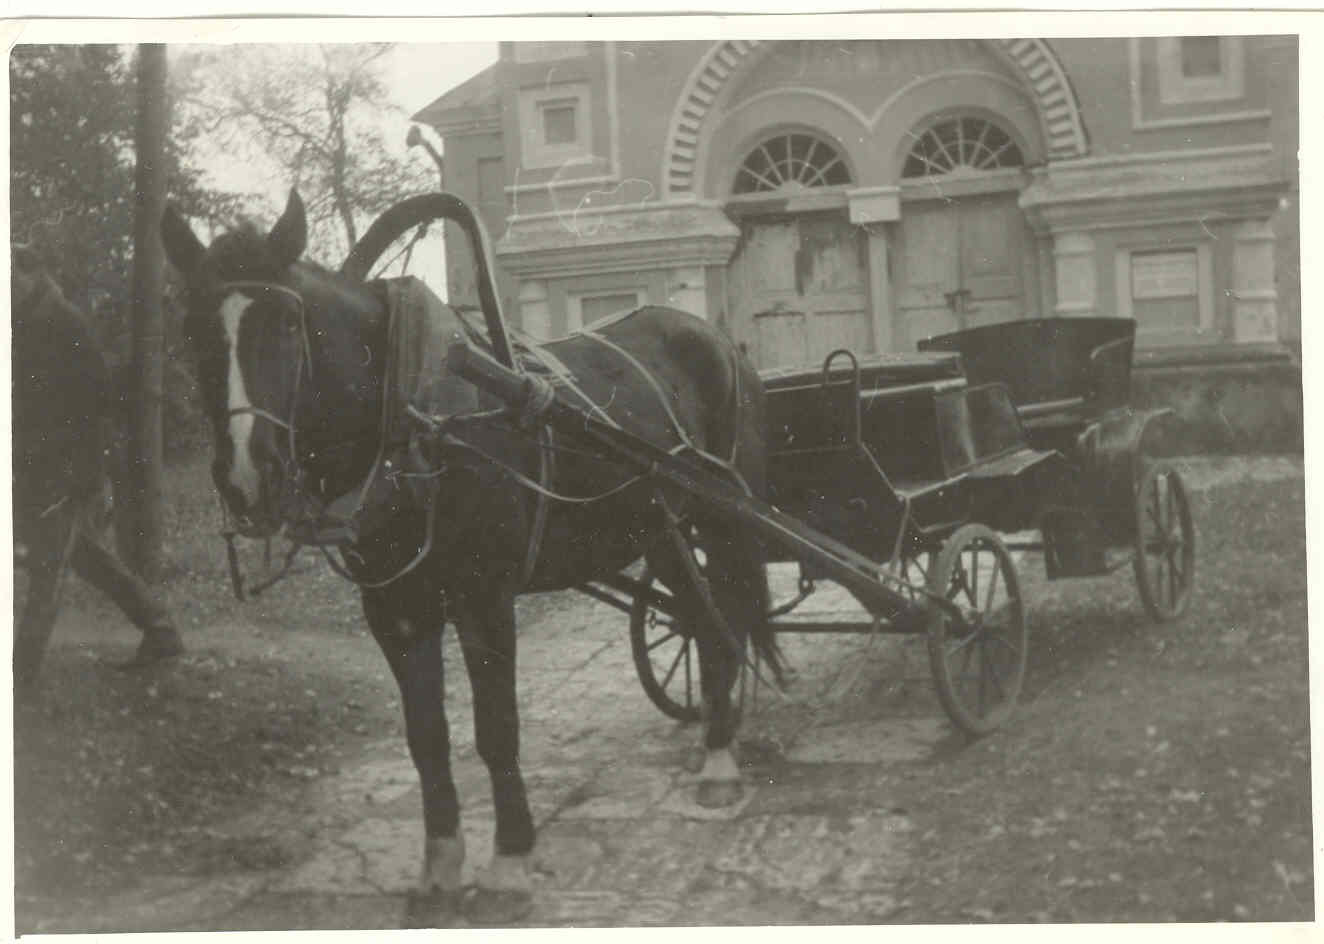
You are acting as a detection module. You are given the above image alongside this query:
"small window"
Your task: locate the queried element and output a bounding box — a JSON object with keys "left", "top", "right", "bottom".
{"left": 541, "top": 101, "right": 578, "bottom": 146}
{"left": 1115, "top": 245, "right": 1215, "bottom": 343}
{"left": 518, "top": 84, "right": 593, "bottom": 170}
{"left": 1157, "top": 36, "right": 1244, "bottom": 105}
{"left": 1181, "top": 37, "right": 1222, "bottom": 78}
{"left": 580, "top": 292, "right": 640, "bottom": 326}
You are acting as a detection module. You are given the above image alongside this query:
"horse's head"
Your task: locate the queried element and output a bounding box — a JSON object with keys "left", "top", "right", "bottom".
{"left": 162, "top": 191, "right": 387, "bottom": 538}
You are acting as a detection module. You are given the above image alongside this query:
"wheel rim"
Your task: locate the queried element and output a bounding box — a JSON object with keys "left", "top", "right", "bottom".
{"left": 630, "top": 570, "right": 702, "bottom": 723}
{"left": 1134, "top": 464, "right": 1195, "bottom": 621}
{"left": 927, "top": 525, "right": 1026, "bottom": 735}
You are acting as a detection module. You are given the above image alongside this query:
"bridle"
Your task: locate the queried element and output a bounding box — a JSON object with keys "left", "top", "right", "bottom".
{"left": 208, "top": 278, "right": 438, "bottom": 599}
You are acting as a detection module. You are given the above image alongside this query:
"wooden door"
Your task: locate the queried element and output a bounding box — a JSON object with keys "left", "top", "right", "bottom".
{"left": 895, "top": 201, "right": 961, "bottom": 350}
{"left": 959, "top": 191, "right": 1028, "bottom": 328}
{"left": 727, "top": 213, "right": 871, "bottom": 370}
{"left": 895, "top": 190, "right": 1031, "bottom": 350}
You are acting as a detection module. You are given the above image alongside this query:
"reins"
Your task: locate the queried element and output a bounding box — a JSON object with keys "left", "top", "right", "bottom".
{"left": 209, "top": 275, "right": 748, "bottom": 603}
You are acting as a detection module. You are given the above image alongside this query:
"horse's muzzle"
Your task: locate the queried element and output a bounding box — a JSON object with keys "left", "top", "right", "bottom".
{"left": 212, "top": 459, "right": 285, "bottom": 539}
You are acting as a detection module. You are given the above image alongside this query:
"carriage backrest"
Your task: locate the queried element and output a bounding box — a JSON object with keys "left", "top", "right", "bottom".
{"left": 919, "top": 318, "right": 1136, "bottom": 412}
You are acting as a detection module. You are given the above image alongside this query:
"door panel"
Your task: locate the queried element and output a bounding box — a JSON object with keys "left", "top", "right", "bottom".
{"left": 896, "top": 201, "right": 960, "bottom": 349}
{"left": 728, "top": 213, "right": 871, "bottom": 370}
{"left": 895, "top": 189, "right": 1031, "bottom": 348}
{"left": 960, "top": 192, "right": 1026, "bottom": 329}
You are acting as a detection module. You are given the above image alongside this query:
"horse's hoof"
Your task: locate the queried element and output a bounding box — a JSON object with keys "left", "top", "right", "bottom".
{"left": 403, "top": 887, "right": 463, "bottom": 928}
{"left": 683, "top": 747, "right": 706, "bottom": 775}
{"left": 461, "top": 886, "right": 533, "bottom": 926}
{"left": 696, "top": 778, "right": 744, "bottom": 808}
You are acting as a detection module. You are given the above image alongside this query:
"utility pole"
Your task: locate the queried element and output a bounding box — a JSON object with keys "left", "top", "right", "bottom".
{"left": 123, "top": 43, "right": 168, "bottom": 579}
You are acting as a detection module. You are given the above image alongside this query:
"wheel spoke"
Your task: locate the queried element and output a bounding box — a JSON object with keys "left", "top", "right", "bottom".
{"left": 982, "top": 553, "right": 1003, "bottom": 615}
{"left": 946, "top": 630, "right": 979, "bottom": 658}
{"left": 660, "top": 640, "right": 687, "bottom": 691}
{"left": 984, "top": 631, "right": 1021, "bottom": 656}
{"left": 981, "top": 641, "right": 1008, "bottom": 699}
{"left": 647, "top": 630, "right": 679, "bottom": 652}
{"left": 976, "top": 644, "right": 987, "bottom": 714}
{"left": 684, "top": 641, "right": 692, "bottom": 710}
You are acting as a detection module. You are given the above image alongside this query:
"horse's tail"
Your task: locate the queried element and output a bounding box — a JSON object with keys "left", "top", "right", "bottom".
{"left": 717, "top": 332, "right": 788, "bottom": 689}
{"left": 748, "top": 563, "right": 788, "bottom": 688}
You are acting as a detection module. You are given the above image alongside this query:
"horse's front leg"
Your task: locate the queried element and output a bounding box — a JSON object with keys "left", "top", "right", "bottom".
{"left": 453, "top": 585, "right": 535, "bottom": 924}
{"left": 361, "top": 587, "right": 464, "bottom": 925}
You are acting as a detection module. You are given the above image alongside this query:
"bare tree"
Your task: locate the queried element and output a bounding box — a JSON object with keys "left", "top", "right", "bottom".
{"left": 176, "top": 44, "right": 432, "bottom": 263}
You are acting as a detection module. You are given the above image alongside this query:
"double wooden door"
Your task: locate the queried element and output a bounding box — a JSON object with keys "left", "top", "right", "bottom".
{"left": 725, "top": 191, "right": 1035, "bottom": 369}
{"left": 727, "top": 212, "right": 872, "bottom": 371}
{"left": 894, "top": 190, "right": 1035, "bottom": 350}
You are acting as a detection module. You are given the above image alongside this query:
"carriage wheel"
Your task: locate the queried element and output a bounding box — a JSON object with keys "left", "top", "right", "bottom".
{"left": 926, "top": 524, "right": 1027, "bottom": 737}
{"left": 1133, "top": 462, "right": 1195, "bottom": 622}
{"left": 629, "top": 566, "right": 702, "bottom": 723}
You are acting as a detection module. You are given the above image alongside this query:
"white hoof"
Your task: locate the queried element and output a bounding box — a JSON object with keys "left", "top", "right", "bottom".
{"left": 420, "top": 834, "right": 465, "bottom": 894}
{"left": 696, "top": 746, "right": 743, "bottom": 808}
{"left": 466, "top": 854, "right": 533, "bottom": 925}
{"left": 475, "top": 852, "right": 532, "bottom": 893}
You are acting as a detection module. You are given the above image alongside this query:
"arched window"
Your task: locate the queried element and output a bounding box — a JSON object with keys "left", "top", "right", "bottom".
{"left": 902, "top": 117, "right": 1024, "bottom": 179}
{"left": 732, "top": 132, "right": 852, "bottom": 195}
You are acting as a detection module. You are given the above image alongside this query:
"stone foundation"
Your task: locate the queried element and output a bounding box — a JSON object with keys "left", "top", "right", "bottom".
{"left": 1133, "top": 350, "right": 1303, "bottom": 455}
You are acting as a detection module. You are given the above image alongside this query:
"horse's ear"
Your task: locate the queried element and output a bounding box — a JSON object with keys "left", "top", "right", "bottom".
{"left": 267, "top": 189, "right": 307, "bottom": 269}
{"left": 161, "top": 204, "right": 205, "bottom": 275}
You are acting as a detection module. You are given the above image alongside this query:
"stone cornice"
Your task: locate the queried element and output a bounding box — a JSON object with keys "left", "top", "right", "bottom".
{"left": 495, "top": 203, "right": 740, "bottom": 278}
{"left": 429, "top": 113, "right": 502, "bottom": 138}
{"left": 1021, "top": 148, "right": 1288, "bottom": 233}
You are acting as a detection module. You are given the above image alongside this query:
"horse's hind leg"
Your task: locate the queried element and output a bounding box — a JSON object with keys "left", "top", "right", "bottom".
{"left": 453, "top": 585, "right": 534, "bottom": 924}
{"left": 647, "top": 520, "right": 760, "bottom": 808}
{"left": 362, "top": 586, "right": 464, "bottom": 925}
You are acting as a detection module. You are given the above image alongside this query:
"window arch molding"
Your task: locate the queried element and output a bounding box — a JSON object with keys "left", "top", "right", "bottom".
{"left": 706, "top": 93, "right": 869, "bottom": 203}
{"left": 666, "top": 38, "right": 1085, "bottom": 198}
{"left": 882, "top": 91, "right": 1043, "bottom": 186}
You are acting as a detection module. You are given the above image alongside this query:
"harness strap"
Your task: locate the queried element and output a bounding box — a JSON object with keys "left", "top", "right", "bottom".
{"left": 518, "top": 424, "right": 554, "bottom": 589}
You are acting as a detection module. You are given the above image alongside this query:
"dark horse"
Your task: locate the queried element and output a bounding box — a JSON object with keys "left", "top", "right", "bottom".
{"left": 12, "top": 255, "right": 184, "bottom": 687}
{"left": 161, "top": 191, "right": 781, "bottom": 922}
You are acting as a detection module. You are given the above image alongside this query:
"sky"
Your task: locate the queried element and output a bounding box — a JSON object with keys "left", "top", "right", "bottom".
{"left": 182, "top": 42, "right": 498, "bottom": 295}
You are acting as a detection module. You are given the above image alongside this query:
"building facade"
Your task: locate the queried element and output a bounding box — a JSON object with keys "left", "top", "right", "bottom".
{"left": 414, "top": 37, "right": 1301, "bottom": 449}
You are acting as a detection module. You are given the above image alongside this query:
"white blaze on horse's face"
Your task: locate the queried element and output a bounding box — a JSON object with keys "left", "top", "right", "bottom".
{"left": 220, "top": 291, "right": 262, "bottom": 507}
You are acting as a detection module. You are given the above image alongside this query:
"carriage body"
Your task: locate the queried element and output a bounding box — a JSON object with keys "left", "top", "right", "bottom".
{"left": 917, "top": 317, "right": 1183, "bottom": 580}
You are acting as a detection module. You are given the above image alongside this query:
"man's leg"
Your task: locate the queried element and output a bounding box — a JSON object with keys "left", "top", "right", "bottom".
{"left": 14, "top": 503, "right": 79, "bottom": 688}
{"left": 69, "top": 532, "right": 183, "bottom": 667}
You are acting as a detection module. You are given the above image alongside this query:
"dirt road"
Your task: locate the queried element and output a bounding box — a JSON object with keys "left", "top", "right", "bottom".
{"left": 14, "top": 457, "right": 1313, "bottom": 930}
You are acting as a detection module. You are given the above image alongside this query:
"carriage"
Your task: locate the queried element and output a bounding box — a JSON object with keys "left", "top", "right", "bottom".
{"left": 614, "top": 319, "right": 1195, "bottom": 735}
{"left": 342, "top": 194, "right": 1194, "bottom": 741}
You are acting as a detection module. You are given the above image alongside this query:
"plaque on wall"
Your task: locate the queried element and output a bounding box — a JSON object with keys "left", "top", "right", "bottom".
{"left": 1131, "top": 250, "right": 1199, "bottom": 300}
